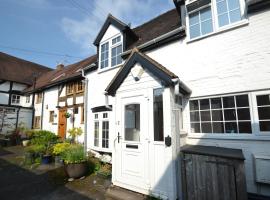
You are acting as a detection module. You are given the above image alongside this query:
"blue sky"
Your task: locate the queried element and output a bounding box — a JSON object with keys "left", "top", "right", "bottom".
{"left": 0, "top": 0, "right": 174, "bottom": 68}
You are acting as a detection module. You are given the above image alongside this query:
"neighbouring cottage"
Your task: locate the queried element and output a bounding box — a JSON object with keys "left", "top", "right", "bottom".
{"left": 0, "top": 52, "right": 51, "bottom": 134}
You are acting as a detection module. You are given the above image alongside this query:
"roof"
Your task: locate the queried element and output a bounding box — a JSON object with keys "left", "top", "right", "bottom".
{"left": 105, "top": 48, "right": 179, "bottom": 96}
{"left": 24, "top": 54, "right": 97, "bottom": 92}
{"left": 181, "top": 145, "right": 245, "bottom": 160}
{"left": 0, "top": 52, "right": 52, "bottom": 85}
{"left": 128, "top": 9, "right": 181, "bottom": 50}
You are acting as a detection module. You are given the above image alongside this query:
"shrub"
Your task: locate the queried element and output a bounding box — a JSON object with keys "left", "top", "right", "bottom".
{"left": 62, "top": 144, "right": 86, "bottom": 164}
{"left": 25, "top": 144, "right": 46, "bottom": 155}
{"left": 52, "top": 142, "right": 71, "bottom": 156}
{"left": 31, "top": 130, "right": 58, "bottom": 145}
{"left": 99, "top": 163, "right": 112, "bottom": 176}
{"left": 67, "top": 127, "right": 83, "bottom": 143}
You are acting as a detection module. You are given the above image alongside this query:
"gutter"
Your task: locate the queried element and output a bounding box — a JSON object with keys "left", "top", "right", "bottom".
{"left": 122, "top": 26, "right": 185, "bottom": 57}
{"left": 81, "top": 69, "right": 88, "bottom": 153}
{"left": 172, "top": 78, "right": 192, "bottom": 95}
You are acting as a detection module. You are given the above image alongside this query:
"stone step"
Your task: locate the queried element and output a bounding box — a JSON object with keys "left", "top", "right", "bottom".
{"left": 105, "top": 186, "right": 146, "bottom": 200}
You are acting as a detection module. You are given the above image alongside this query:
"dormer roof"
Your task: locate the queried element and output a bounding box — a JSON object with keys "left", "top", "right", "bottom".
{"left": 93, "top": 14, "right": 137, "bottom": 46}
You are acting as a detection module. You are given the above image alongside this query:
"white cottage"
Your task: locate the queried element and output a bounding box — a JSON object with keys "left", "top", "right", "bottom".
{"left": 83, "top": 0, "right": 270, "bottom": 199}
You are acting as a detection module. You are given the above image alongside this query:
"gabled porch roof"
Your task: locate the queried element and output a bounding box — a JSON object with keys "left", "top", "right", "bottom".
{"left": 105, "top": 48, "right": 190, "bottom": 96}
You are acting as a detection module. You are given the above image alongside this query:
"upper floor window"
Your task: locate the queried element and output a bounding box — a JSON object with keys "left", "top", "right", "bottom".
{"left": 66, "top": 83, "right": 74, "bottom": 95}
{"left": 100, "top": 42, "right": 109, "bottom": 69}
{"left": 99, "top": 35, "right": 123, "bottom": 70}
{"left": 36, "top": 93, "right": 42, "bottom": 104}
{"left": 216, "top": 0, "right": 241, "bottom": 27}
{"left": 187, "top": 0, "right": 244, "bottom": 39}
{"left": 12, "top": 95, "right": 20, "bottom": 104}
{"left": 25, "top": 95, "right": 30, "bottom": 103}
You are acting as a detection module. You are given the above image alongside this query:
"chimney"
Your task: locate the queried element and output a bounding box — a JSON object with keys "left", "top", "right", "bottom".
{"left": 56, "top": 63, "right": 64, "bottom": 70}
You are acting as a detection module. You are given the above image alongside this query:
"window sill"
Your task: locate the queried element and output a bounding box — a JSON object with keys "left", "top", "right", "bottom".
{"left": 187, "top": 19, "right": 249, "bottom": 44}
{"left": 91, "top": 146, "right": 111, "bottom": 153}
{"left": 188, "top": 133, "right": 270, "bottom": 141}
{"left": 97, "top": 64, "right": 123, "bottom": 74}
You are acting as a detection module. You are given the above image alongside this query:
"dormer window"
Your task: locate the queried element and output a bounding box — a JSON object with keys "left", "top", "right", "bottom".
{"left": 111, "top": 36, "right": 122, "bottom": 67}
{"left": 99, "top": 35, "right": 123, "bottom": 70}
{"left": 100, "top": 42, "right": 109, "bottom": 69}
{"left": 187, "top": 0, "right": 245, "bottom": 40}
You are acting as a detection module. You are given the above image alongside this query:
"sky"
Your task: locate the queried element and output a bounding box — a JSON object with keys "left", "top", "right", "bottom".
{"left": 0, "top": 0, "right": 174, "bottom": 68}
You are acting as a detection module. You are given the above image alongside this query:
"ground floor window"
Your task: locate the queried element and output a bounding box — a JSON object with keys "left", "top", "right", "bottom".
{"left": 93, "top": 112, "right": 110, "bottom": 148}
{"left": 256, "top": 94, "right": 270, "bottom": 132}
{"left": 49, "top": 111, "right": 54, "bottom": 123}
{"left": 189, "top": 94, "right": 252, "bottom": 134}
{"left": 34, "top": 116, "right": 41, "bottom": 129}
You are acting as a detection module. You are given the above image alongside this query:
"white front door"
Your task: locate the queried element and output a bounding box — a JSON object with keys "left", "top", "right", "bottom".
{"left": 114, "top": 90, "right": 150, "bottom": 193}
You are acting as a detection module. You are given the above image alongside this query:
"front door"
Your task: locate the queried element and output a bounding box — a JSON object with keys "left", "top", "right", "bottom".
{"left": 58, "top": 109, "right": 67, "bottom": 139}
{"left": 114, "top": 90, "right": 150, "bottom": 193}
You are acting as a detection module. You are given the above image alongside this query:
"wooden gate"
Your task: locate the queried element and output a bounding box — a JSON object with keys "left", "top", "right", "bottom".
{"left": 58, "top": 109, "right": 67, "bottom": 139}
{"left": 181, "top": 145, "right": 247, "bottom": 200}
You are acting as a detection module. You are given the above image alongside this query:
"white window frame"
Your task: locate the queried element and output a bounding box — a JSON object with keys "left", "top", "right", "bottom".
{"left": 11, "top": 94, "right": 20, "bottom": 104}
{"left": 251, "top": 90, "right": 270, "bottom": 136}
{"left": 25, "top": 95, "right": 30, "bottom": 104}
{"left": 186, "top": 0, "right": 248, "bottom": 42}
{"left": 98, "top": 34, "right": 123, "bottom": 72}
{"left": 92, "top": 112, "right": 111, "bottom": 151}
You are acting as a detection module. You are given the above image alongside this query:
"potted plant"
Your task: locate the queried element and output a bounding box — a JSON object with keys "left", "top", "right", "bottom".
{"left": 62, "top": 144, "right": 88, "bottom": 179}
{"left": 52, "top": 142, "right": 71, "bottom": 165}
{"left": 67, "top": 127, "right": 83, "bottom": 143}
{"left": 97, "top": 163, "right": 112, "bottom": 179}
{"left": 64, "top": 112, "right": 71, "bottom": 118}
{"left": 24, "top": 144, "right": 45, "bottom": 165}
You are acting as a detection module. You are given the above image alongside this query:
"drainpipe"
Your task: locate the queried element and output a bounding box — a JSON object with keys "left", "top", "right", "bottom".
{"left": 81, "top": 69, "right": 88, "bottom": 153}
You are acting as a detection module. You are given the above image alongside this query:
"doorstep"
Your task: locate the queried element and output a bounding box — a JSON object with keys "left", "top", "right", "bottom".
{"left": 105, "top": 186, "right": 146, "bottom": 200}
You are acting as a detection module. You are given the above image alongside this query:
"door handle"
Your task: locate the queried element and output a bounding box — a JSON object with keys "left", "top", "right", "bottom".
{"left": 117, "top": 132, "right": 122, "bottom": 143}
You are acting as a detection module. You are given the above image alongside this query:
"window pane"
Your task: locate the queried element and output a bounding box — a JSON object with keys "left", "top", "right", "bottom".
{"left": 229, "top": 9, "right": 241, "bottom": 23}
{"left": 212, "top": 110, "right": 223, "bottom": 121}
{"left": 189, "top": 12, "right": 199, "bottom": 25}
{"left": 191, "top": 123, "right": 201, "bottom": 133}
{"left": 200, "top": 7, "right": 212, "bottom": 21}
{"left": 223, "top": 96, "right": 235, "bottom": 108}
{"left": 218, "top": 13, "right": 229, "bottom": 27}
{"left": 237, "top": 108, "right": 250, "bottom": 120}
{"left": 228, "top": 0, "right": 240, "bottom": 10}
{"left": 201, "top": 20, "right": 213, "bottom": 35}
{"left": 257, "top": 95, "right": 270, "bottom": 106}
{"left": 94, "top": 122, "right": 99, "bottom": 147}
{"left": 213, "top": 122, "right": 224, "bottom": 133}
{"left": 211, "top": 98, "right": 222, "bottom": 109}
{"left": 258, "top": 107, "right": 270, "bottom": 120}
{"left": 200, "top": 99, "right": 210, "bottom": 110}
{"left": 102, "top": 121, "right": 109, "bottom": 148}
{"left": 225, "top": 122, "right": 237, "bottom": 133}
{"left": 190, "top": 100, "right": 199, "bottom": 111}
{"left": 112, "top": 57, "right": 116, "bottom": 67}
{"left": 201, "top": 123, "right": 212, "bottom": 133}
{"left": 125, "top": 104, "right": 140, "bottom": 141}
{"left": 236, "top": 95, "right": 249, "bottom": 107}
{"left": 190, "top": 111, "right": 200, "bottom": 122}
{"left": 154, "top": 89, "right": 164, "bottom": 141}
{"left": 217, "top": 0, "right": 228, "bottom": 14}
{"left": 201, "top": 110, "right": 211, "bottom": 121}
{"left": 224, "top": 109, "right": 236, "bottom": 120}
{"left": 259, "top": 121, "right": 270, "bottom": 132}
{"left": 238, "top": 122, "right": 252, "bottom": 133}
{"left": 190, "top": 24, "right": 200, "bottom": 39}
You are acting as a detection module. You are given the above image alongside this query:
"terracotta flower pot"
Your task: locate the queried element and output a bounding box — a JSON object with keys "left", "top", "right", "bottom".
{"left": 65, "top": 162, "right": 88, "bottom": 179}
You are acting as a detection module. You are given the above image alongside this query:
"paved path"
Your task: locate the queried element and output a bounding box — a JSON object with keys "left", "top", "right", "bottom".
{"left": 0, "top": 146, "right": 110, "bottom": 200}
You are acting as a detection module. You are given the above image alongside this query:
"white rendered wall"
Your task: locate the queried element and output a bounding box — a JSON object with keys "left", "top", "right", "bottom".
{"left": 146, "top": 10, "right": 270, "bottom": 196}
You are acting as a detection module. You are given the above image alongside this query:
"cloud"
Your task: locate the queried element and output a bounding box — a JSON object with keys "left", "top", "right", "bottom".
{"left": 60, "top": 0, "right": 174, "bottom": 54}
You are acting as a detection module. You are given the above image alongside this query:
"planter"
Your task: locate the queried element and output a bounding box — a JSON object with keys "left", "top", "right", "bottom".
{"left": 42, "top": 155, "right": 52, "bottom": 164}
{"left": 54, "top": 156, "right": 64, "bottom": 166}
{"left": 65, "top": 162, "right": 88, "bottom": 179}
{"left": 22, "top": 140, "right": 30, "bottom": 147}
